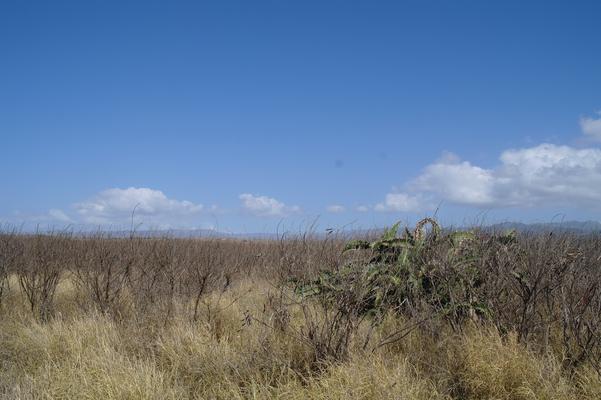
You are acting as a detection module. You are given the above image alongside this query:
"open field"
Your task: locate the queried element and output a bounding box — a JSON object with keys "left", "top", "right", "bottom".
{"left": 1, "top": 222, "right": 601, "bottom": 399}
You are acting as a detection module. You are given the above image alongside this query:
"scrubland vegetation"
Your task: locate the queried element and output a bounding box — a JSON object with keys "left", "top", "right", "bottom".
{"left": 1, "top": 220, "right": 601, "bottom": 399}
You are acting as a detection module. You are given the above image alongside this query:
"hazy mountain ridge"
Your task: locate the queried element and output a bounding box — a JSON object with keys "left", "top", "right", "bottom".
{"left": 485, "top": 220, "right": 601, "bottom": 234}
{"left": 115, "top": 221, "right": 601, "bottom": 238}
{"left": 9, "top": 221, "right": 600, "bottom": 238}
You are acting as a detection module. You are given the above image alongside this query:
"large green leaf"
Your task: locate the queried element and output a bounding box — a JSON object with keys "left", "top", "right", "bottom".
{"left": 449, "top": 231, "right": 476, "bottom": 247}
{"left": 380, "top": 221, "right": 401, "bottom": 241}
{"left": 343, "top": 239, "right": 371, "bottom": 252}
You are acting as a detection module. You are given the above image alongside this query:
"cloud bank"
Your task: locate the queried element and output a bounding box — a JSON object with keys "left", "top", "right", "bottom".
{"left": 375, "top": 193, "right": 423, "bottom": 212}
{"left": 326, "top": 205, "right": 346, "bottom": 213}
{"left": 239, "top": 193, "right": 300, "bottom": 217}
{"left": 377, "top": 143, "right": 601, "bottom": 212}
{"left": 75, "top": 187, "right": 203, "bottom": 225}
{"left": 580, "top": 112, "right": 601, "bottom": 142}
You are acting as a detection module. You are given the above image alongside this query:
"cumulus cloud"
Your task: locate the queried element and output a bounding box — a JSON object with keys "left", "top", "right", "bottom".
{"left": 48, "top": 209, "right": 73, "bottom": 223}
{"left": 375, "top": 193, "right": 423, "bottom": 212}
{"left": 580, "top": 112, "right": 601, "bottom": 141}
{"left": 326, "top": 205, "right": 345, "bottom": 213}
{"left": 239, "top": 193, "right": 300, "bottom": 217}
{"left": 75, "top": 187, "right": 203, "bottom": 225}
{"left": 7, "top": 209, "right": 74, "bottom": 225}
{"left": 378, "top": 143, "right": 601, "bottom": 211}
{"left": 411, "top": 156, "right": 494, "bottom": 205}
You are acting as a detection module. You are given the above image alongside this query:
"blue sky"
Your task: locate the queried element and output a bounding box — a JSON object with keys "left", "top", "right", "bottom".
{"left": 2, "top": 0, "right": 601, "bottom": 232}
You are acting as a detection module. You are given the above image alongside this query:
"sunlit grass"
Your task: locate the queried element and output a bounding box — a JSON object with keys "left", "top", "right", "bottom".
{"left": 0, "top": 276, "right": 600, "bottom": 399}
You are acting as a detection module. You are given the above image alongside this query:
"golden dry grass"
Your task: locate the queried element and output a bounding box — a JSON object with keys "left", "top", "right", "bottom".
{"left": 0, "top": 275, "right": 600, "bottom": 400}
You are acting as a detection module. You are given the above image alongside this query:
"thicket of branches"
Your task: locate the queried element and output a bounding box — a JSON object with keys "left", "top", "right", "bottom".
{"left": 1, "top": 223, "right": 600, "bottom": 375}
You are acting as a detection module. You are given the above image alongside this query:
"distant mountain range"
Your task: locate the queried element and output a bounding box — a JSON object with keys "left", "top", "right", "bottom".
{"left": 102, "top": 220, "right": 601, "bottom": 239}
{"left": 89, "top": 229, "right": 277, "bottom": 239}
{"left": 11, "top": 220, "right": 600, "bottom": 238}
{"left": 483, "top": 221, "right": 601, "bottom": 234}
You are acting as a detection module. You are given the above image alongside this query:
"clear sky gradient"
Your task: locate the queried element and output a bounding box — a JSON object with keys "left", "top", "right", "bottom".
{"left": 2, "top": 0, "right": 601, "bottom": 232}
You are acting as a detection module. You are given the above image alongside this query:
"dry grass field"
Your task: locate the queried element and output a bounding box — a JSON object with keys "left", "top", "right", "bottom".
{"left": 1, "top": 221, "right": 601, "bottom": 399}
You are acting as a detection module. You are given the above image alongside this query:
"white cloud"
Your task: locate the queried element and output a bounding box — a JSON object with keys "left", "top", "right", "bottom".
{"left": 381, "top": 143, "right": 601, "bottom": 211}
{"left": 356, "top": 205, "right": 370, "bottom": 212}
{"left": 375, "top": 193, "right": 423, "bottom": 212}
{"left": 75, "top": 187, "right": 203, "bottom": 225}
{"left": 6, "top": 209, "right": 74, "bottom": 225}
{"left": 326, "top": 205, "right": 345, "bottom": 213}
{"left": 580, "top": 112, "right": 601, "bottom": 141}
{"left": 48, "top": 209, "right": 73, "bottom": 223}
{"left": 492, "top": 144, "right": 601, "bottom": 207}
{"left": 239, "top": 193, "right": 300, "bottom": 217}
{"left": 410, "top": 155, "right": 494, "bottom": 206}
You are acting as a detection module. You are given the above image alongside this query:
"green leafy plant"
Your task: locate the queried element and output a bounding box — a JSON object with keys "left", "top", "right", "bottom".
{"left": 294, "top": 219, "right": 495, "bottom": 333}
